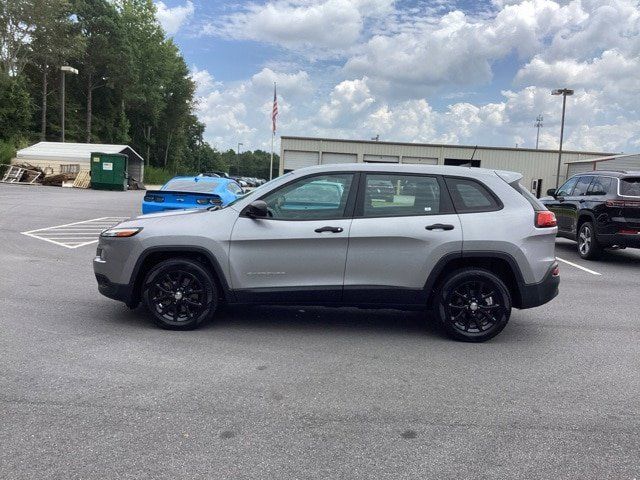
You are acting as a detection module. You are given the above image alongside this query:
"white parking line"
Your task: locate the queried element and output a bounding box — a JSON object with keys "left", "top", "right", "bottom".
{"left": 556, "top": 257, "right": 602, "bottom": 276}
{"left": 21, "top": 217, "right": 129, "bottom": 249}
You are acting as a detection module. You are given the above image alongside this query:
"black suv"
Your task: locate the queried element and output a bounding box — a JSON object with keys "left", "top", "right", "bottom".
{"left": 541, "top": 171, "right": 640, "bottom": 259}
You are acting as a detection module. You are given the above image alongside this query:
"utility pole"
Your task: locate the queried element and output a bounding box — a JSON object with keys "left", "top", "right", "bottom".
{"left": 551, "top": 89, "right": 574, "bottom": 188}
{"left": 535, "top": 114, "right": 543, "bottom": 149}
{"left": 237, "top": 142, "right": 243, "bottom": 176}
{"left": 60, "top": 66, "right": 78, "bottom": 142}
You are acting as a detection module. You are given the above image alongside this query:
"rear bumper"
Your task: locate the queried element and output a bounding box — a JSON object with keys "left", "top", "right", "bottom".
{"left": 597, "top": 233, "right": 640, "bottom": 249}
{"left": 517, "top": 263, "right": 560, "bottom": 309}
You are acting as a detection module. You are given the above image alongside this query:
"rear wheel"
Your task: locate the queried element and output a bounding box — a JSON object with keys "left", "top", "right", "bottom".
{"left": 577, "top": 221, "right": 602, "bottom": 260}
{"left": 436, "top": 269, "right": 512, "bottom": 342}
{"left": 142, "top": 258, "right": 217, "bottom": 330}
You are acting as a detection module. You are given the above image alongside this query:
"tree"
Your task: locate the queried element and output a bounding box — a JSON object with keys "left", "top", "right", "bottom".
{"left": 74, "top": 0, "right": 123, "bottom": 142}
{"left": 27, "top": 0, "right": 83, "bottom": 140}
{"left": 0, "top": 72, "right": 32, "bottom": 140}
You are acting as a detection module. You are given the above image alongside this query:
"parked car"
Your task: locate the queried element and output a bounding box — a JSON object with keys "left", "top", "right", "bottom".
{"left": 541, "top": 171, "right": 640, "bottom": 259}
{"left": 95, "top": 164, "right": 559, "bottom": 342}
{"left": 142, "top": 175, "right": 244, "bottom": 214}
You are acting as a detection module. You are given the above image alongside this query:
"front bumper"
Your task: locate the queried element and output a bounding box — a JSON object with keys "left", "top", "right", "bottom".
{"left": 95, "top": 273, "right": 134, "bottom": 306}
{"left": 517, "top": 263, "right": 560, "bottom": 309}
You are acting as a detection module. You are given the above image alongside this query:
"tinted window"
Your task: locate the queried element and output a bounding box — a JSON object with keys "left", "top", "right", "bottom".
{"left": 556, "top": 177, "right": 578, "bottom": 196}
{"left": 587, "top": 177, "right": 614, "bottom": 196}
{"left": 621, "top": 177, "right": 640, "bottom": 196}
{"left": 227, "top": 182, "right": 243, "bottom": 194}
{"left": 362, "top": 174, "right": 441, "bottom": 217}
{"left": 261, "top": 174, "right": 353, "bottom": 220}
{"left": 572, "top": 176, "right": 593, "bottom": 196}
{"left": 445, "top": 177, "right": 500, "bottom": 213}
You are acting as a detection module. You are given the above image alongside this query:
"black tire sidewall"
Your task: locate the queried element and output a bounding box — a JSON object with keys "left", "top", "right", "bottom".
{"left": 142, "top": 258, "right": 217, "bottom": 330}
{"left": 436, "top": 268, "right": 512, "bottom": 342}
{"left": 578, "top": 222, "right": 601, "bottom": 260}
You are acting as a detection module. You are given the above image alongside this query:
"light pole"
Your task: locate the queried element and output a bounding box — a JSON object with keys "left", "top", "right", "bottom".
{"left": 551, "top": 88, "right": 574, "bottom": 187}
{"left": 534, "top": 114, "right": 543, "bottom": 149}
{"left": 60, "top": 65, "right": 78, "bottom": 142}
{"left": 236, "top": 142, "right": 243, "bottom": 176}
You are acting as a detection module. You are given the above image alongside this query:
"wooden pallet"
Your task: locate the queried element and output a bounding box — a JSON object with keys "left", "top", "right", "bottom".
{"left": 73, "top": 170, "right": 91, "bottom": 189}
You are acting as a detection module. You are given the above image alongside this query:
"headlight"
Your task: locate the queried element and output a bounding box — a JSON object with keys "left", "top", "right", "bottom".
{"left": 100, "top": 227, "right": 143, "bottom": 238}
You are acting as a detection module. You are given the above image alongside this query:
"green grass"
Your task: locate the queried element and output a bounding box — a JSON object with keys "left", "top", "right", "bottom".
{"left": 144, "top": 166, "right": 178, "bottom": 185}
{"left": 0, "top": 140, "right": 16, "bottom": 165}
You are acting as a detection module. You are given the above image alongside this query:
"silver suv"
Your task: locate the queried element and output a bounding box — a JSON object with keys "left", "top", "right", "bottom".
{"left": 94, "top": 164, "right": 560, "bottom": 342}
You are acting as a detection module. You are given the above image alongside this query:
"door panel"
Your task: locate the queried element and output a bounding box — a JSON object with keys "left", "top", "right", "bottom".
{"left": 344, "top": 215, "right": 462, "bottom": 296}
{"left": 229, "top": 172, "right": 356, "bottom": 302}
{"left": 229, "top": 217, "right": 352, "bottom": 299}
{"left": 343, "top": 173, "right": 462, "bottom": 303}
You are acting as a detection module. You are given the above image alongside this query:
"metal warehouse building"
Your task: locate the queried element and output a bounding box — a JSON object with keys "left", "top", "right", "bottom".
{"left": 566, "top": 153, "right": 640, "bottom": 177}
{"left": 15, "top": 142, "right": 145, "bottom": 182}
{"left": 280, "top": 136, "right": 613, "bottom": 197}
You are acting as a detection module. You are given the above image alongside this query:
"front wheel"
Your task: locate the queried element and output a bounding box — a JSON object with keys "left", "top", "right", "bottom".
{"left": 577, "top": 221, "right": 602, "bottom": 260}
{"left": 142, "top": 258, "right": 218, "bottom": 330}
{"left": 436, "top": 269, "right": 512, "bottom": 342}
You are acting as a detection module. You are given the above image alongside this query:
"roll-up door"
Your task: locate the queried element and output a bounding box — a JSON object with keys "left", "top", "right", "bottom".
{"left": 283, "top": 150, "right": 319, "bottom": 170}
{"left": 401, "top": 156, "right": 438, "bottom": 165}
{"left": 321, "top": 152, "right": 357, "bottom": 164}
{"left": 363, "top": 154, "right": 399, "bottom": 163}
{"left": 567, "top": 162, "right": 595, "bottom": 177}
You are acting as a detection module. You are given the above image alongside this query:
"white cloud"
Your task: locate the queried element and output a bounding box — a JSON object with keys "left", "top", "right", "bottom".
{"left": 191, "top": 0, "right": 640, "bottom": 154}
{"left": 155, "top": 1, "right": 194, "bottom": 36}
{"left": 202, "top": 0, "right": 393, "bottom": 54}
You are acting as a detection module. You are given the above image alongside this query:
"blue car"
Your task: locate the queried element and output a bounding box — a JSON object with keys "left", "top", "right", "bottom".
{"left": 142, "top": 175, "right": 244, "bottom": 214}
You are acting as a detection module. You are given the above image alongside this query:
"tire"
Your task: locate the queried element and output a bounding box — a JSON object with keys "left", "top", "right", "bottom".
{"left": 577, "top": 221, "right": 602, "bottom": 260}
{"left": 436, "top": 268, "right": 512, "bottom": 342}
{"left": 141, "top": 258, "right": 218, "bottom": 330}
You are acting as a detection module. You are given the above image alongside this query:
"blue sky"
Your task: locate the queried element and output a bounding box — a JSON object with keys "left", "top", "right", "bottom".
{"left": 155, "top": 0, "right": 640, "bottom": 153}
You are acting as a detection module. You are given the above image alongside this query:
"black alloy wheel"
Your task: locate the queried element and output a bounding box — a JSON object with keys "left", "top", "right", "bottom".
{"left": 437, "top": 269, "right": 511, "bottom": 342}
{"left": 142, "top": 258, "right": 217, "bottom": 330}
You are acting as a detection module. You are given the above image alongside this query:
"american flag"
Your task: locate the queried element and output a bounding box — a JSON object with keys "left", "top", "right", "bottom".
{"left": 271, "top": 83, "right": 278, "bottom": 133}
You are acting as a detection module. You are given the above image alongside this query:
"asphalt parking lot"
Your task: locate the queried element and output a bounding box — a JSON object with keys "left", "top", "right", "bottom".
{"left": 1, "top": 183, "right": 639, "bottom": 479}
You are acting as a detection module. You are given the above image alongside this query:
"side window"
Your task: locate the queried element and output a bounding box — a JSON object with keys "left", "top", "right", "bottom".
{"left": 445, "top": 177, "right": 501, "bottom": 213}
{"left": 362, "top": 174, "right": 442, "bottom": 217}
{"left": 572, "top": 176, "right": 593, "bottom": 196}
{"left": 587, "top": 177, "right": 613, "bottom": 196}
{"left": 227, "top": 182, "right": 242, "bottom": 194}
{"left": 556, "top": 177, "right": 578, "bottom": 196}
{"left": 261, "top": 174, "right": 353, "bottom": 220}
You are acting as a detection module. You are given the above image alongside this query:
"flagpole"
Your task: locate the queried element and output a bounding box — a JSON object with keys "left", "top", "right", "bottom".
{"left": 270, "top": 82, "right": 276, "bottom": 180}
{"left": 270, "top": 130, "right": 274, "bottom": 180}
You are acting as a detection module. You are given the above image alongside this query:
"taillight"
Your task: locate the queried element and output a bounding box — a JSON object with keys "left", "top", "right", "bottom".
{"left": 196, "top": 197, "right": 222, "bottom": 205}
{"left": 619, "top": 229, "right": 640, "bottom": 235}
{"left": 535, "top": 210, "right": 557, "bottom": 228}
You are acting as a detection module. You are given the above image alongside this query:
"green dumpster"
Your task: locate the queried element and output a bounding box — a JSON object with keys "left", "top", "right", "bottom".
{"left": 90, "top": 152, "right": 128, "bottom": 191}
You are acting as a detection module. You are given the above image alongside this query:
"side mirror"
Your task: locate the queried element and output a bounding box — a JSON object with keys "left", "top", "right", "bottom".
{"left": 242, "top": 200, "right": 268, "bottom": 218}
{"left": 546, "top": 188, "right": 557, "bottom": 197}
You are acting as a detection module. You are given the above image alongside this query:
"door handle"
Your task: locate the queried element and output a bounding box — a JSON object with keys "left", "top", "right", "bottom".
{"left": 579, "top": 199, "right": 586, "bottom": 203}
{"left": 425, "top": 223, "right": 454, "bottom": 231}
{"left": 314, "top": 226, "right": 344, "bottom": 233}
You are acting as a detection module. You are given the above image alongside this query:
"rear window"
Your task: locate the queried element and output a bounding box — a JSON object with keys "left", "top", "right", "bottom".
{"left": 163, "top": 179, "right": 219, "bottom": 193}
{"left": 445, "top": 177, "right": 501, "bottom": 213}
{"left": 510, "top": 182, "right": 546, "bottom": 211}
{"left": 621, "top": 178, "right": 640, "bottom": 196}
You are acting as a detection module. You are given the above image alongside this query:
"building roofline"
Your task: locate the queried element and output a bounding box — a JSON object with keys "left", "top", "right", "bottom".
{"left": 564, "top": 153, "right": 637, "bottom": 164}
{"left": 280, "top": 135, "right": 616, "bottom": 156}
